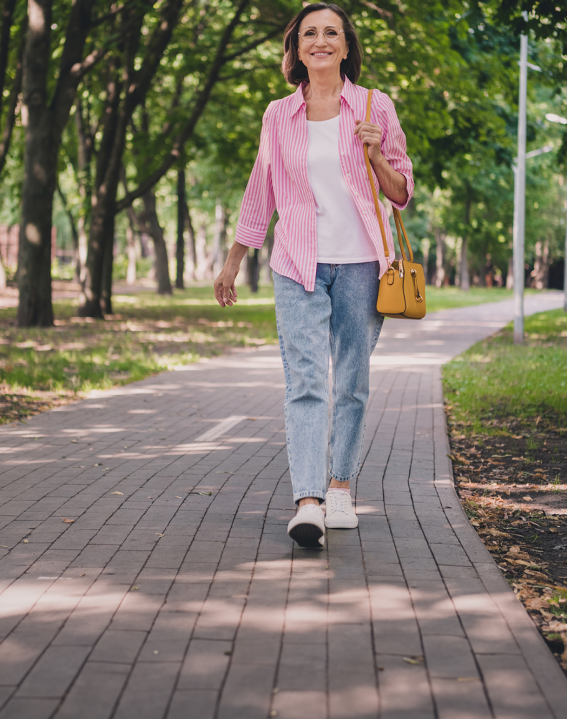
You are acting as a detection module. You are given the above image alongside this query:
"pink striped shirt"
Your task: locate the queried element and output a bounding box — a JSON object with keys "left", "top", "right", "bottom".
{"left": 234, "top": 76, "right": 414, "bottom": 291}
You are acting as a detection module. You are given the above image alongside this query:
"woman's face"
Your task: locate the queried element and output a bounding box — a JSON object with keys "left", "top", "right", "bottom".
{"left": 297, "top": 9, "right": 348, "bottom": 78}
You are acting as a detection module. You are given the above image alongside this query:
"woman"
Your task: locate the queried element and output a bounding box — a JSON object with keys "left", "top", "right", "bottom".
{"left": 214, "top": 3, "right": 413, "bottom": 548}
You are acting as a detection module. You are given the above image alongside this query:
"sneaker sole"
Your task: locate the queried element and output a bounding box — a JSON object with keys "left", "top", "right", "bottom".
{"left": 325, "top": 516, "right": 358, "bottom": 529}
{"left": 288, "top": 522, "right": 325, "bottom": 548}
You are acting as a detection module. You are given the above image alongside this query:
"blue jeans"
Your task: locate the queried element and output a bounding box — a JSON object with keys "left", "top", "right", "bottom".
{"left": 273, "top": 263, "right": 384, "bottom": 504}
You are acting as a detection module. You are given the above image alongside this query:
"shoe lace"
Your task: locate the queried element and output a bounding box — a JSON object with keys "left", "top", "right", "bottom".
{"left": 328, "top": 492, "right": 350, "bottom": 513}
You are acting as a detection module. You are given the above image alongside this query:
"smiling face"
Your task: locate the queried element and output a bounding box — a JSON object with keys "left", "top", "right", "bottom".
{"left": 297, "top": 9, "right": 348, "bottom": 79}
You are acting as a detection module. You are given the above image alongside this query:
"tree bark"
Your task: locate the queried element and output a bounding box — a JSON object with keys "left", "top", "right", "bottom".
{"left": 459, "top": 192, "right": 472, "bottom": 291}
{"left": 101, "top": 212, "right": 115, "bottom": 314}
{"left": 434, "top": 228, "right": 445, "bottom": 288}
{"left": 17, "top": 0, "right": 55, "bottom": 327}
{"left": 533, "top": 239, "right": 550, "bottom": 289}
{"left": 184, "top": 200, "right": 196, "bottom": 281}
{"left": 126, "top": 207, "right": 137, "bottom": 285}
{"left": 195, "top": 223, "right": 207, "bottom": 279}
{"left": 18, "top": 0, "right": 96, "bottom": 326}
{"left": 247, "top": 248, "right": 259, "bottom": 293}
{"left": 176, "top": 168, "right": 185, "bottom": 289}
{"left": 141, "top": 188, "right": 172, "bottom": 295}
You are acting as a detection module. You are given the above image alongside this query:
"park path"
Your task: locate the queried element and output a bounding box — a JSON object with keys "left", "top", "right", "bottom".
{"left": 0, "top": 292, "right": 566, "bottom": 719}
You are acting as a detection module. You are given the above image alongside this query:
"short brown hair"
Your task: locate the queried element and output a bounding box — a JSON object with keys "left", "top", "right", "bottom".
{"left": 282, "top": 3, "right": 363, "bottom": 86}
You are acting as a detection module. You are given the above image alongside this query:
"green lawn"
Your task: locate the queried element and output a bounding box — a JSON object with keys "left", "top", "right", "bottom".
{"left": 442, "top": 309, "right": 567, "bottom": 435}
{"left": 0, "top": 282, "right": 553, "bottom": 423}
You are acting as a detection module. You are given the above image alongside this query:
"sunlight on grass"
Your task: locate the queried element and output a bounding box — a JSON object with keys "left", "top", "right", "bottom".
{"left": 443, "top": 309, "right": 567, "bottom": 435}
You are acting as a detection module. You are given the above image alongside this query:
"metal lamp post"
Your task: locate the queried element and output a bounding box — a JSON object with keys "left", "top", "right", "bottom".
{"left": 513, "top": 34, "right": 528, "bottom": 344}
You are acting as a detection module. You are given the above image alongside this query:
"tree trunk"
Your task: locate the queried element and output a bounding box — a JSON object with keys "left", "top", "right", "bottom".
{"left": 533, "top": 239, "right": 550, "bottom": 289}
{"left": 434, "top": 228, "right": 445, "bottom": 288}
{"left": 126, "top": 208, "right": 137, "bottom": 285}
{"left": 101, "top": 213, "right": 115, "bottom": 315}
{"left": 74, "top": 98, "right": 94, "bottom": 283}
{"left": 17, "top": 0, "right": 55, "bottom": 327}
{"left": 141, "top": 188, "right": 172, "bottom": 295}
{"left": 184, "top": 200, "right": 196, "bottom": 281}
{"left": 459, "top": 238, "right": 470, "bottom": 291}
{"left": 79, "top": 64, "right": 122, "bottom": 318}
{"left": 18, "top": 0, "right": 96, "bottom": 325}
{"left": 247, "top": 249, "right": 260, "bottom": 293}
{"left": 195, "top": 223, "right": 207, "bottom": 279}
{"left": 176, "top": 168, "right": 185, "bottom": 289}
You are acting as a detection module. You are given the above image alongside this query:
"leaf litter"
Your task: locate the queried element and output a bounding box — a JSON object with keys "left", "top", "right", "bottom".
{"left": 447, "top": 414, "right": 567, "bottom": 675}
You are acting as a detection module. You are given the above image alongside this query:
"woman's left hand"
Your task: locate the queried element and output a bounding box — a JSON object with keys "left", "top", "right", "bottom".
{"left": 354, "top": 120, "right": 383, "bottom": 166}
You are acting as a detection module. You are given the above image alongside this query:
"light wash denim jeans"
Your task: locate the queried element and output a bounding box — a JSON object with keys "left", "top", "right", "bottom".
{"left": 273, "top": 262, "right": 384, "bottom": 504}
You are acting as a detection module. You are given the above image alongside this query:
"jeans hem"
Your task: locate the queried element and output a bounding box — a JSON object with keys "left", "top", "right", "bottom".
{"left": 293, "top": 491, "right": 326, "bottom": 505}
{"left": 329, "top": 469, "right": 359, "bottom": 482}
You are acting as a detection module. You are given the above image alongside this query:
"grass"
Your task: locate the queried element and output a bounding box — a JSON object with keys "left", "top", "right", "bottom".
{"left": 0, "top": 282, "right": 551, "bottom": 424}
{"left": 443, "top": 308, "right": 567, "bottom": 435}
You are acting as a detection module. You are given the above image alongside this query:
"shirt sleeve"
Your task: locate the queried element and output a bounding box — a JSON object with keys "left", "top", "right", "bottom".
{"left": 376, "top": 93, "right": 414, "bottom": 211}
{"left": 234, "top": 103, "right": 276, "bottom": 249}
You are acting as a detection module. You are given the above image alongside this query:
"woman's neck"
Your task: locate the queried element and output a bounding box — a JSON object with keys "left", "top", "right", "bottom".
{"left": 303, "top": 73, "right": 344, "bottom": 101}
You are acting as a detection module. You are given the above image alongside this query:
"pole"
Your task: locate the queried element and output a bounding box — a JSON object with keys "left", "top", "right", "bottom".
{"left": 513, "top": 32, "right": 528, "bottom": 344}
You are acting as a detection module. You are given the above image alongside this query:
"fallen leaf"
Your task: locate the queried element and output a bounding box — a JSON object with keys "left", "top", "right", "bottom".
{"left": 153, "top": 650, "right": 159, "bottom": 655}
{"left": 0, "top": 545, "right": 10, "bottom": 549}
{"left": 71, "top": 439, "right": 78, "bottom": 443}
{"left": 488, "top": 529, "right": 512, "bottom": 538}
{"left": 111, "top": 491, "right": 123, "bottom": 496}
{"left": 62, "top": 518, "right": 75, "bottom": 523}
{"left": 403, "top": 657, "right": 422, "bottom": 665}
{"left": 525, "top": 597, "right": 550, "bottom": 611}
{"left": 80, "top": 573, "right": 86, "bottom": 577}
{"left": 175, "top": 496, "right": 182, "bottom": 499}
{"left": 22, "top": 540, "right": 29, "bottom": 544}
{"left": 155, "top": 533, "right": 164, "bottom": 537}
{"left": 523, "top": 496, "right": 533, "bottom": 501}
{"left": 130, "top": 586, "right": 139, "bottom": 591}
{"left": 93, "top": 463, "right": 101, "bottom": 467}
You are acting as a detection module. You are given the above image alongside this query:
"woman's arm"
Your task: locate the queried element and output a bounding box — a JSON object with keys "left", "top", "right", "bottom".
{"left": 354, "top": 119, "right": 408, "bottom": 206}
{"left": 214, "top": 241, "right": 249, "bottom": 308}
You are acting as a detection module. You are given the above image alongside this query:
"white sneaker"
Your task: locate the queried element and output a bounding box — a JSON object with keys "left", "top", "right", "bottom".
{"left": 287, "top": 504, "right": 326, "bottom": 548}
{"left": 324, "top": 489, "right": 358, "bottom": 529}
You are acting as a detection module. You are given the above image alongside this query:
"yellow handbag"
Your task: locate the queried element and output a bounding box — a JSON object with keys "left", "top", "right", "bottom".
{"left": 363, "top": 89, "right": 426, "bottom": 320}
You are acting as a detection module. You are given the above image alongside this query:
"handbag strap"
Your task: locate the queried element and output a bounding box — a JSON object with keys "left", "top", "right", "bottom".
{"left": 363, "top": 88, "right": 413, "bottom": 264}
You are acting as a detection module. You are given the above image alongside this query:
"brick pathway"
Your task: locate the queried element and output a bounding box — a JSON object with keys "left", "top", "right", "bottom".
{"left": 1, "top": 292, "right": 566, "bottom": 719}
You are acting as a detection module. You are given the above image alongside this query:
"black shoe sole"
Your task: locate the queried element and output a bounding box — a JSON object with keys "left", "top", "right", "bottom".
{"left": 288, "top": 522, "right": 324, "bottom": 548}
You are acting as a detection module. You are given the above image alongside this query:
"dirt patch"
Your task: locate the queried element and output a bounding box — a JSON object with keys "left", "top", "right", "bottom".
{"left": 447, "top": 415, "right": 567, "bottom": 675}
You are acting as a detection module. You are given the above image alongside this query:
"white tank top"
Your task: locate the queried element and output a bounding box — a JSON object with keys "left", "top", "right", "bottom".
{"left": 307, "top": 114, "right": 378, "bottom": 264}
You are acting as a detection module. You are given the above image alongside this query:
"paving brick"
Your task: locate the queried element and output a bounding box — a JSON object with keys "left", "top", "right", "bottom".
{"left": 167, "top": 690, "right": 217, "bottom": 719}
{"left": 217, "top": 663, "right": 276, "bottom": 719}
{"left": 177, "top": 639, "right": 232, "bottom": 690}
{"left": 55, "top": 661, "right": 131, "bottom": 719}
{"left": 15, "top": 645, "right": 90, "bottom": 698}
{"left": 0, "top": 698, "right": 60, "bottom": 719}
{"left": 90, "top": 629, "right": 146, "bottom": 663}
{"left": 115, "top": 661, "right": 180, "bottom": 719}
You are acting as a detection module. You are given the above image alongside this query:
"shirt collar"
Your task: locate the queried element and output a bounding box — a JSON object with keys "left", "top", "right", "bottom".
{"left": 288, "top": 75, "right": 359, "bottom": 117}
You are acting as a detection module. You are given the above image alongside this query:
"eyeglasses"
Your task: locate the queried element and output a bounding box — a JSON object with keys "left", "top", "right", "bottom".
{"left": 298, "top": 26, "right": 345, "bottom": 43}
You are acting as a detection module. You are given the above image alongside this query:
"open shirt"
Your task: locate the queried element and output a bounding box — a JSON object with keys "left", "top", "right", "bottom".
{"left": 234, "top": 75, "right": 414, "bottom": 291}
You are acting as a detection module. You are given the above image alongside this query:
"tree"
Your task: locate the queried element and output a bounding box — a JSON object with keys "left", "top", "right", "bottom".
{"left": 17, "top": 0, "right": 103, "bottom": 327}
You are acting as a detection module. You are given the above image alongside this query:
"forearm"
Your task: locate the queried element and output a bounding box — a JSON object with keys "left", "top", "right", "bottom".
{"left": 226, "top": 241, "right": 249, "bottom": 270}
{"left": 370, "top": 156, "right": 408, "bottom": 206}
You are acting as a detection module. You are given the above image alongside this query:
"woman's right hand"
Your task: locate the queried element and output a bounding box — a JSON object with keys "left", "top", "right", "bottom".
{"left": 214, "top": 263, "right": 239, "bottom": 307}
{"left": 213, "top": 241, "right": 250, "bottom": 307}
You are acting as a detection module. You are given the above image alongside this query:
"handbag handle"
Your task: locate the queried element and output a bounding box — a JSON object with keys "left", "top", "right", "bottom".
{"left": 363, "top": 89, "right": 413, "bottom": 264}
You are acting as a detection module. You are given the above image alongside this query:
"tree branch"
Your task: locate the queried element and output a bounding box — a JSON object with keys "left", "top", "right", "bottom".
{"left": 115, "top": 0, "right": 250, "bottom": 213}
{"left": 223, "top": 25, "right": 284, "bottom": 62}
{"left": 70, "top": 45, "right": 108, "bottom": 82}
{"left": 0, "top": 0, "right": 16, "bottom": 119}
{"left": 0, "top": 14, "right": 25, "bottom": 177}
